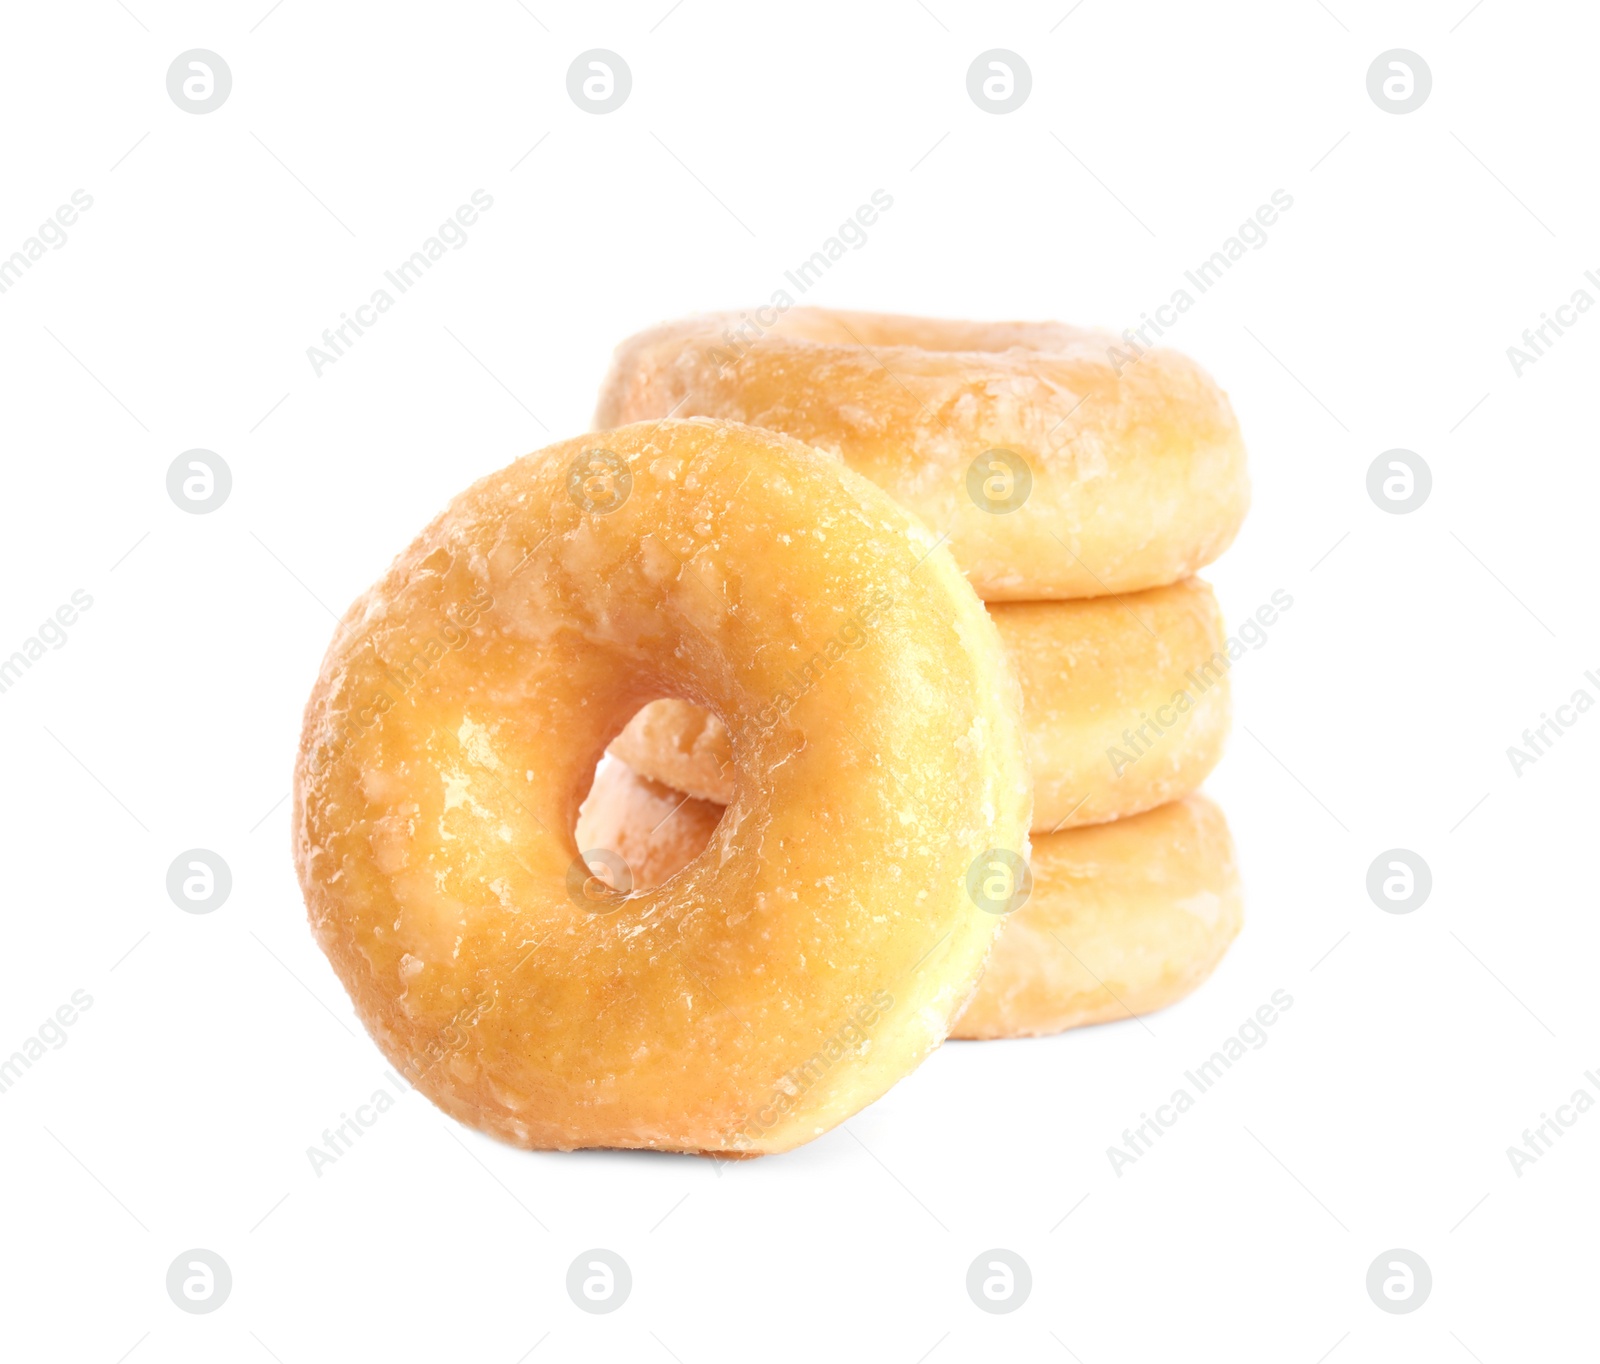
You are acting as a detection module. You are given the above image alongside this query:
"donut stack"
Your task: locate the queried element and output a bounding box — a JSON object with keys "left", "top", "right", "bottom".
{"left": 586, "top": 309, "right": 1251, "bottom": 1039}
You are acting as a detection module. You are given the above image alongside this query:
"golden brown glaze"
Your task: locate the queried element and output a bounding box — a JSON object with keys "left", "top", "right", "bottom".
{"left": 293, "top": 419, "right": 1030, "bottom": 1153}
{"left": 595, "top": 309, "right": 1250, "bottom": 600}
{"left": 950, "top": 795, "right": 1242, "bottom": 1039}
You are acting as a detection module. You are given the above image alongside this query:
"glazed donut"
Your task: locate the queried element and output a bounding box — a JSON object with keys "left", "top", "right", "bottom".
{"left": 949, "top": 794, "right": 1241, "bottom": 1039}
{"left": 293, "top": 418, "right": 1030, "bottom": 1155}
{"left": 577, "top": 762, "right": 1241, "bottom": 1040}
{"left": 595, "top": 309, "right": 1250, "bottom": 600}
{"left": 611, "top": 578, "right": 1231, "bottom": 831}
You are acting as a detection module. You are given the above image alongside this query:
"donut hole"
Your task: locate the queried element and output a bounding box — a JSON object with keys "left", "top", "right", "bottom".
{"left": 570, "top": 704, "right": 728, "bottom": 896}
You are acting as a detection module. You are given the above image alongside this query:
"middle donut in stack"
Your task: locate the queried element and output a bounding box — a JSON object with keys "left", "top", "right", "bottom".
{"left": 594, "top": 308, "right": 1251, "bottom": 1037}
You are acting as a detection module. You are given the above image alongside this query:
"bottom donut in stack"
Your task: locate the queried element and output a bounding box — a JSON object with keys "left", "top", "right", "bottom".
{"left": 577, "top": 758, "right": 1243, "bottom": 1040}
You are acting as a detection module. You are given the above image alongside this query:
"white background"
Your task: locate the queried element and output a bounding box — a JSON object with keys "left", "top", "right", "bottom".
{"left": 1, "top": 1, "right": 1595, "bottom": 1360}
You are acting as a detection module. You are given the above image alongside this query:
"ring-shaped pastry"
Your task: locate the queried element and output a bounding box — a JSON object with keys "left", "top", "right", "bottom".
{"left": 949, "top": 794, "right": 1242, "bottom": 1039}
{"left": 595, "top": 309, "right": 1250, "bottom": 600}
{"left": 294, "top": 418, "right": 1030, "bottom": 1154}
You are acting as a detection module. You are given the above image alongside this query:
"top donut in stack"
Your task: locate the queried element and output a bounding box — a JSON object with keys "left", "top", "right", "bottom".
{"left": 595, "top": 308, "right": 1249, "bottom": 601}
{"left": 594, "top": 309, "right": 1251, "bottom": 836}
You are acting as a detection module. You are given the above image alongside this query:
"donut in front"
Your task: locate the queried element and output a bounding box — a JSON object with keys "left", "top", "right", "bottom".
{"left": 293, "top": 418, "right": 1030, "bottom": 1154}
